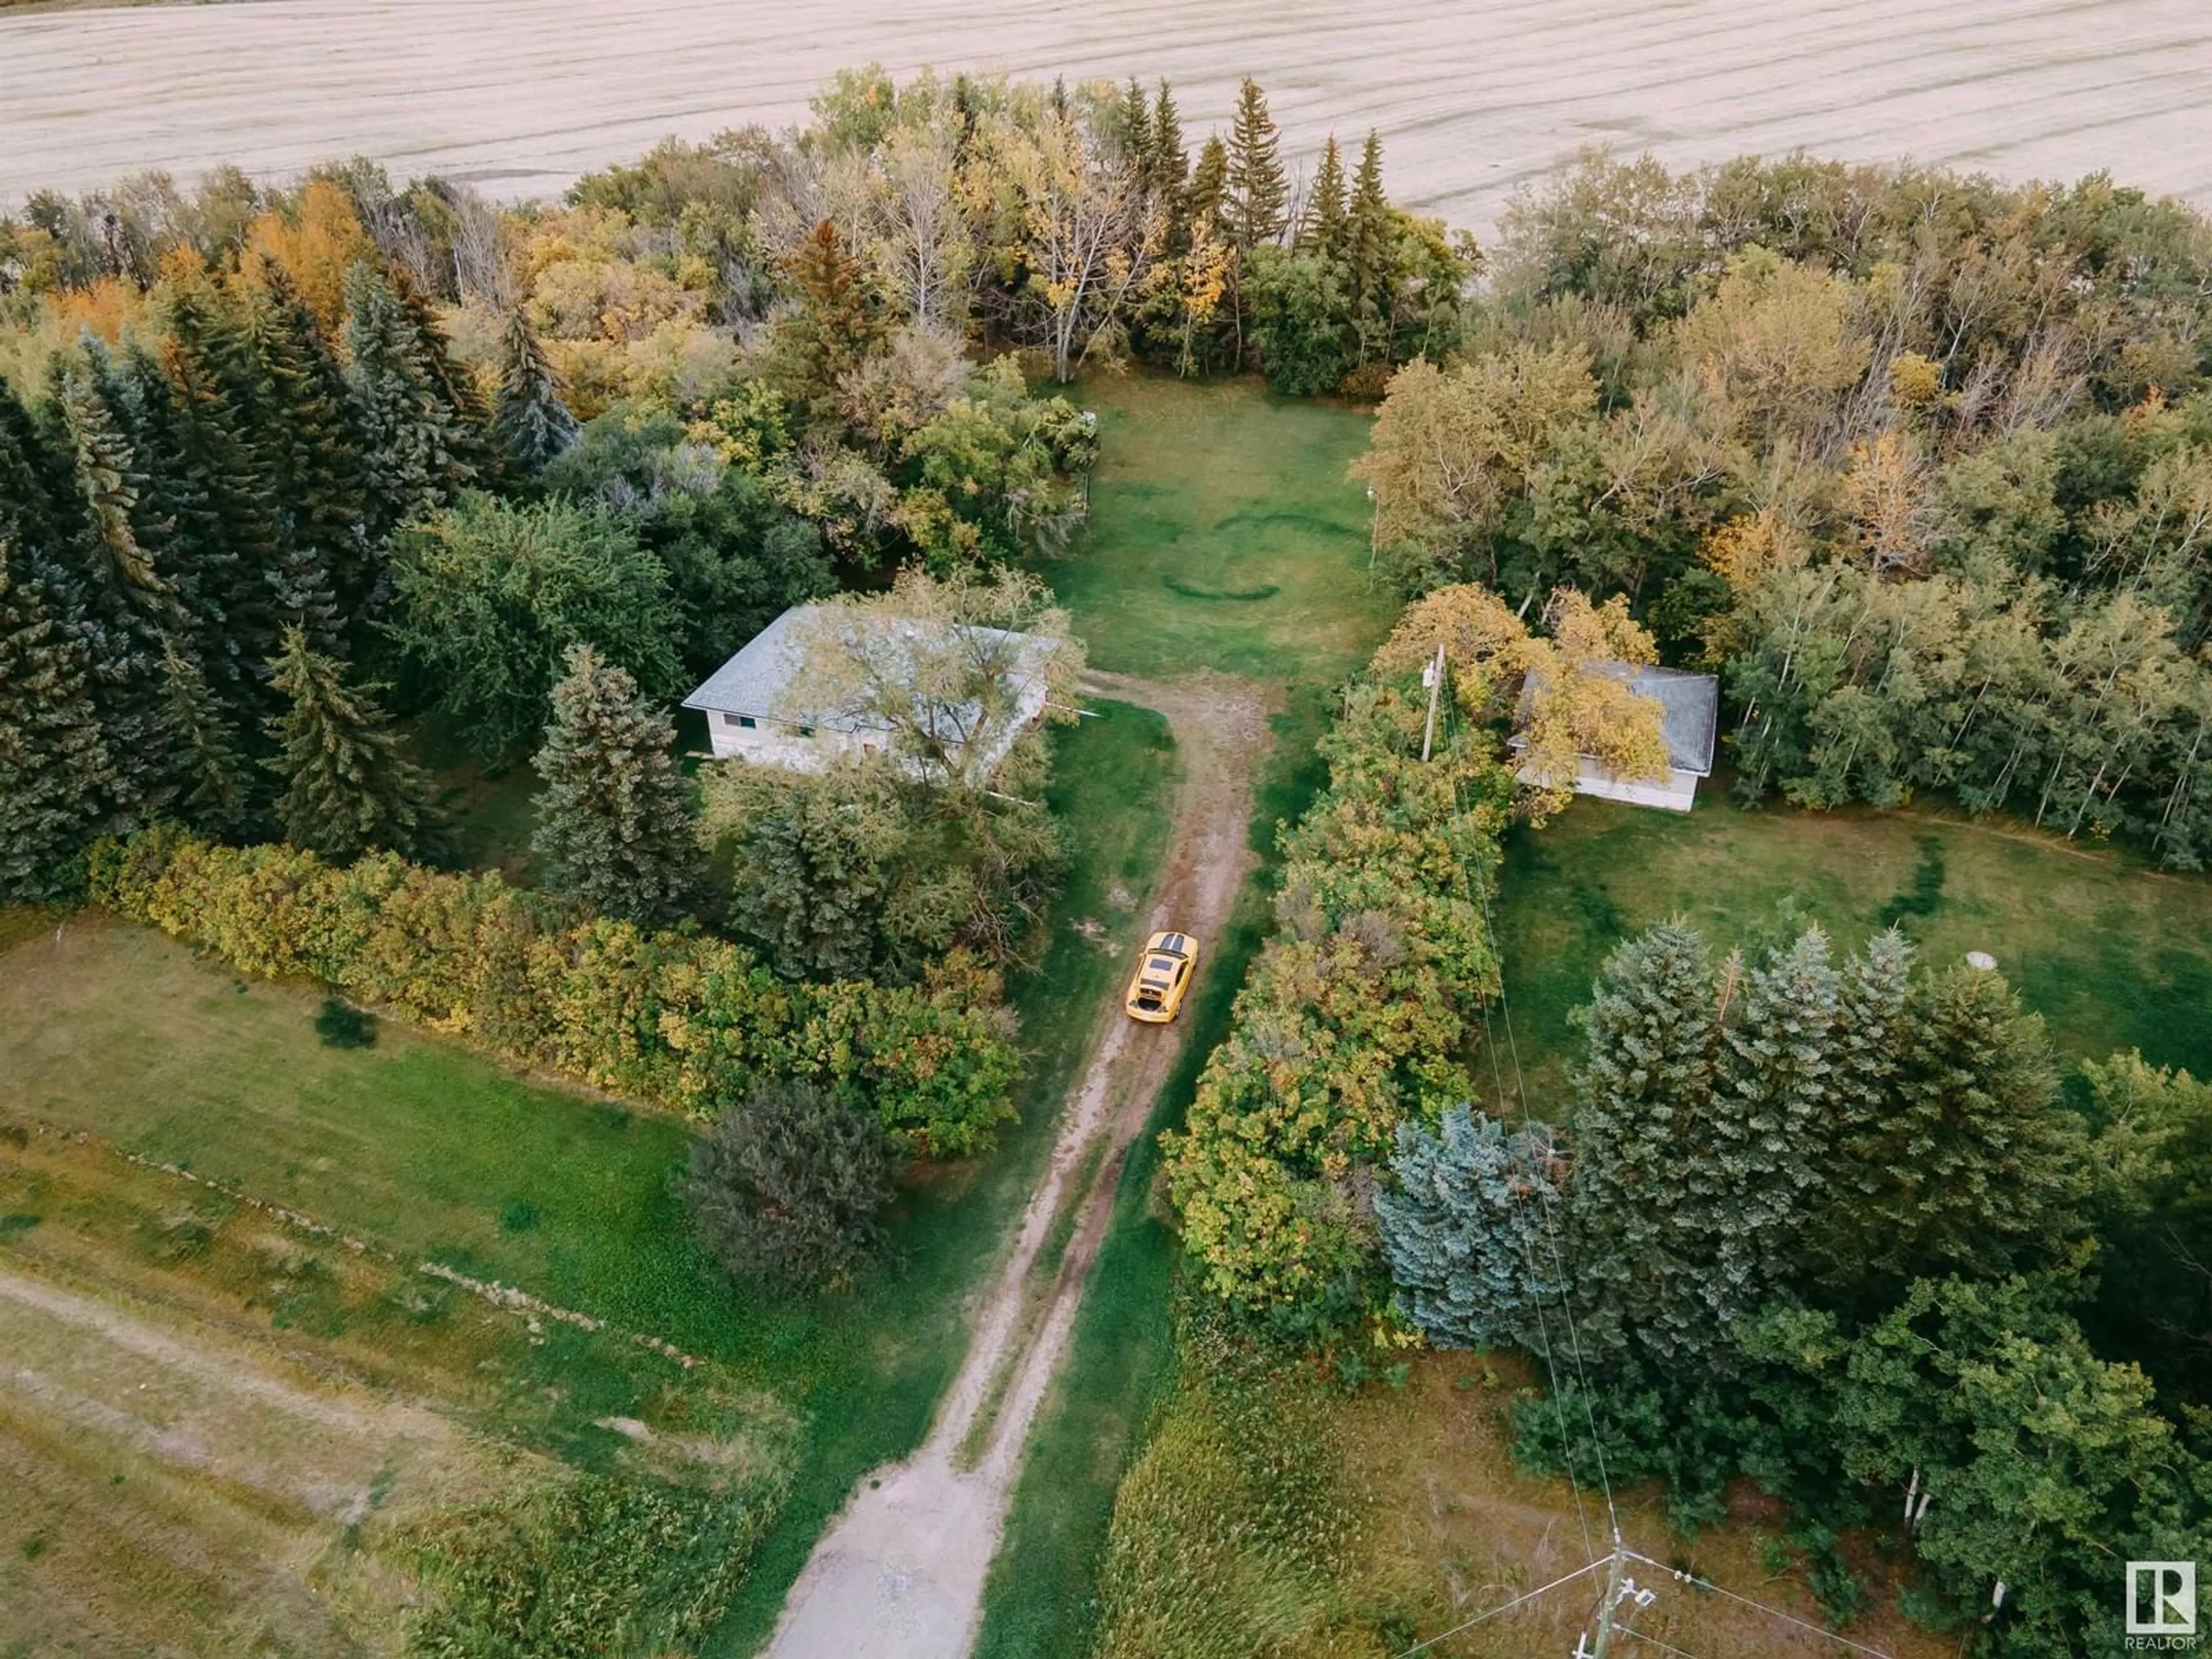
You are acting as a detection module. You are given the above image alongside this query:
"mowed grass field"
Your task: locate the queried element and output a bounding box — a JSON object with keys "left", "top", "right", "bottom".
{"left": 1493, "top": 778, "right": 2212, "bottom": 1108}
{"left": 0, "top": 699, "right": 1180, "bottom": 1657}
{"left": 1050, "top": 373, "right": 1396, "bottom": 683}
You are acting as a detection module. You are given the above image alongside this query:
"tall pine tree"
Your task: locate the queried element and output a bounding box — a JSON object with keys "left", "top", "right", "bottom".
{"left": 57, "top": 345, "right": 194, "bottom": 827}
{"left": 1702, "top": 929, "right": 1839, "bottom": 1331}
{"left": 0, "top": 531, "right": 113, "bottom": 898}
{"left": 343, "top": 260, "right": 480, "bottom": 548}
{"left": 1222, "top": 78, "right": 1288, "bottom": 250}
{"left": 531, "top": 644, "right": 703, "bottom": 926}
{"left": 1115, "top": 78, "right": 1153, "bottom": 177}
{"left": 1562, "top": 921, "right": 1724, "bottom": 1363}
{"left": 237, "top": 257, "right": 365, "bottom": 630}
{"left": 1345, "top": 131, "right": 1395, "bottom": 365}
{"left": 159, "top": 642, "right": 252, "bottom": 837}
{"left": 1150, "top": 81, "right": 1192, "bottom": 252}
{"left": 1862, "top": 964, "right": 2089, "bottom": 1295}
{"left": 490, "top": 305, "right": 579, "bottom": 476}
{"left": 132, "top": 304, "right": 285, "bottom": 724}
{"left": 1800, "top": 928, "right": 1914, "bottom": 1302}
{"left": 1187, "top": 135, "right": 1230, "bottom": 234}
{"left": 263, "top": 624, "right": 438, "bottom": 859}
{"left": 1297, "top": 135, "right": 1349, "bottom": 261}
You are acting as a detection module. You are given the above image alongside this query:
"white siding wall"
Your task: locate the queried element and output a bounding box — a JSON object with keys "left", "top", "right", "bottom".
{"left": 702, "top": 711, "right": 881, "bottom": 771}
{"left": 702, "top": 677, "right": 1055, "bottom": 777}
{"left": 1573, "top": 759, "right": 1701, "bottom": 812}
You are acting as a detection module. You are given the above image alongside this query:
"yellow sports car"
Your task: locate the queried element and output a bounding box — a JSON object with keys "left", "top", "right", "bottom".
{"left": 1124, "top": 930, "right": 1198, "bottom": 1023}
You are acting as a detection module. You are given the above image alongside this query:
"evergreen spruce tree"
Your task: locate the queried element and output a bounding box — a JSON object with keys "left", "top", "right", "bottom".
{"left": 159, "top": 642, "right": 252, "bottom": 838}
{"left": 1378, "top": 1105, "right": 1565, "bottom": 1352}
{"left": 1801, "top": 929, "right": 1914, "bottom": 1302}
{"left": 1298, "top": 135, "right": 1350, "bottom": 262}
{"left": 58, "top": 348, "right": 192, "bottom": 825}
{"left": 128, "top": 323, "right": 284, "bottom": 723}
{"left": 1346, "top": 131, "right": 1395, "bottom": 363}
{"left": 1562, "top": 922, "right": 1723, "bottom": 1363}
{"left": 60, "top": 346, "right": 179, "bottom": 621}
{"left": 0, "top": 376, "right": 78, "bottom": 555}
{"left": 391, "top": 270, "right": 495, "bottom": 467}
{"left": 238, "top": 260, "right": 368, "bottom": 622}
{"left": 1150, "top": 81, "right": 1192, "bottom": 251}
{"left": 1116, "top": 78, "right": 1153, "bottom": 176}
{"left": 0, "top": 531, "right": 113, "bottom": 899}
{"left": 531, "top": 644, "right": 703, "bottom": 926}
{"left": 343, "top": 260, "right": 480, "bottom": 548}
{"left": 1703, "top": 929, "right": 1839, "bottom": 1331}
{"left": 1857, "top": 965, "right": 2089, "bottom": 1296}
{"left": 490, "top": 305, "right": 579, "bottom": 475}
{"left": 263, "top": 624, "right": 438, "bottom": 859}
{"left": 1150, "top": 81, "right": 1189, "bottom": 196}
{"left": 1222, "top": 78, "right": 1288, "bottom": 249}
{"left": 1187, "top": 135, "right": 1230, "bottom": 234}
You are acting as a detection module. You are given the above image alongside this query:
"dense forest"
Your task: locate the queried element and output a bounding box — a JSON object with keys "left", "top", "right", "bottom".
{"left": 1360, "top": 153, "right": 2212, "bottom": 866}
{"left": 0, "top": 66, "right": 1461, "bottom": 903}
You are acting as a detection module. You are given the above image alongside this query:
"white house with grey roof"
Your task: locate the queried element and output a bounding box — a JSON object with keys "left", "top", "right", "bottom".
{"left": 1513, "top": 662, "right": 1721, "bottom": 813}
{"left": 682, "top": 602, "right": 1058, "bottom": 779}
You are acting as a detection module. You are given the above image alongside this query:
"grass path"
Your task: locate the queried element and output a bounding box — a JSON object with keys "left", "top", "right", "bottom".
{"left": 759, "top": 672, "right": 1274, "bottom": 1659}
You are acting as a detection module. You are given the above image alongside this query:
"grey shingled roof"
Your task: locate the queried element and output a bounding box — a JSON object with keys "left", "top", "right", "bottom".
{"left": 1596, "top": 662, "right": 1719, "bottom": 775}
{"left": 1512, "top": 661, "right": 1720, "bottom": 776}
{"left": 681, "top": 603, "right": 1055, "bottom": 734}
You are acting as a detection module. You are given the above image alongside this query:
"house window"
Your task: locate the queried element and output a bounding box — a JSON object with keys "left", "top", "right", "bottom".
{"left": 736, "top": 715, "right": 757, "bottom": 729}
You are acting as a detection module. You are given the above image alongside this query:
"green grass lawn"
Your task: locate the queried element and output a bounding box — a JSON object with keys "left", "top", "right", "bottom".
{"left": 1047, "top": 373, "right": 1397, "bottom": 682}
{"left": 0, "top": 701, "right": 1180, "bottom": 1657}
{"left": 1494, "top": 776, "right": 2212, "bottom": 1109}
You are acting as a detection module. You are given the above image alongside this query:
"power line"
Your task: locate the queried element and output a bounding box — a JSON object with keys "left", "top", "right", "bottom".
{"left": 1622, "top": 1552, "right": 1897, "bottom": 1659}
{"left": 1610, "top": 1624, "right": 1706, "bottom": 1659}
{"left": 1388, "top": 1554, "right": 1613, "bottom": 1658}
{"left": 1475, "top": 986, "right": 1594, "bottom": 1561}
{"left": 1434, "top": 676, "right": 1620, "bottom": 1546}
{"left": 1479, "top": 880, "right": 1622, "bottom": 1546}
{"left": 1440, "top": 685, "right": 1901, "bottom": 1659}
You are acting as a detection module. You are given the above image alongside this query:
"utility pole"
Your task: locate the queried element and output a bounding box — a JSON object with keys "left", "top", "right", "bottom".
{"left": 1574, "top": 1540, "right": 1654, "bottom": 1659}
{"left": 1421, "top": 639, "right": 1445, "bottom": 763}
{"left": 1589, "top": 1546, "right": 1626, "bottom": 1658}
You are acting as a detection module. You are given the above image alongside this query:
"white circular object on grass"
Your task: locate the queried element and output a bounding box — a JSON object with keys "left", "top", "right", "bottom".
{"left": 1965, "top": 950, "right": 1998, "bottom": 971}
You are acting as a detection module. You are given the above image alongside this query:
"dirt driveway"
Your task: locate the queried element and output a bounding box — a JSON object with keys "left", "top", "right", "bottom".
{"left": 759, "top": 671, "right": 1273, "bottom": 1659}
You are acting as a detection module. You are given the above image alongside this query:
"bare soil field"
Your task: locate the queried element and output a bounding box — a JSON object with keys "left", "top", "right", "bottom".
{"left": 0, "top": 1127, "right": 537, "bottom": 1657}
{"left": 4, "top": 0, "right": 2210, "bottom": 232}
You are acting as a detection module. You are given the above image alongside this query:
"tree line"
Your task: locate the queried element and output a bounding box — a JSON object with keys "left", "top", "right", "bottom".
{"left": 1356, "top": 155, "right": 2212, "bottom": 865}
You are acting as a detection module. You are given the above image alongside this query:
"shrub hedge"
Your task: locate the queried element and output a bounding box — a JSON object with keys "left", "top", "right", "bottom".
{"left": 90, "top": 829, "right": 1020, "bottom": 1156}
{"left": 1162, "top": 677, "right": 1513, "bottom": 1316}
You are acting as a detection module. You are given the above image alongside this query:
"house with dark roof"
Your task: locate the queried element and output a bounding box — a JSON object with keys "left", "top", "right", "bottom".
{"left": 681, "top": 603, "right": 1057, "bottom": 778}
{"left": 1512, "top": 661, "right": 1721, "bottom": 812}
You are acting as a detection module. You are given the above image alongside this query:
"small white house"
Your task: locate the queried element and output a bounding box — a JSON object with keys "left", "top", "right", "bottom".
{"left": 681, "top": 603, "right": 1057, "bottom": 779}
{"left": 1514, "top": 662, "right": 1721, "bottom": 813}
